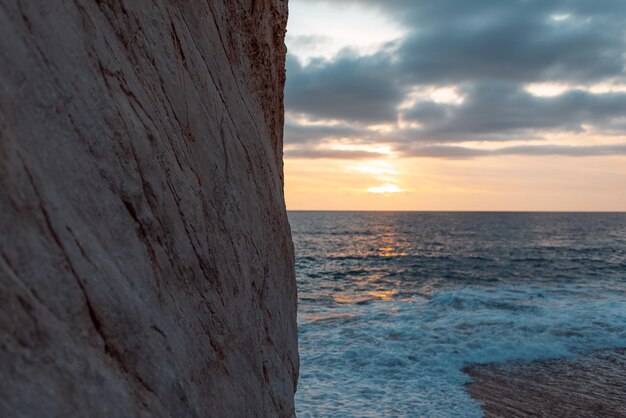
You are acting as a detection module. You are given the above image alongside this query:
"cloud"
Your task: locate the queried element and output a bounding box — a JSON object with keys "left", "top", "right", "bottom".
{"left": 352, "top": 0, "right": 626, "bottom": 84}
{"left": 402, "top": 83, "right": 626, "bottom": 139}
{"left": 286, "top": 52, "right": 403, "bottom": 124}
{"left": 286, "top": 34, "right": 332, "bottom": 50}
{"left": 298, "top": 0, "right": 626, "bottom": 84}
{"left": 285, "top": 141, "right": 626, "bottom": 160}
{"left": 401, "top": 143, "right": 626, "bottom": 159}
{"left": 285, "top": 0, "right": 626, "bottom": 158}
{"left": 283, "top": 121, "right": 366, "bottom": 144}
{"left": 284, "top": 148, "right": 387, "bottom": 159}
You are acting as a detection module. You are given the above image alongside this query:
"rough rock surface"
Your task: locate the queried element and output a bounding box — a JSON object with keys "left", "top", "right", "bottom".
{"left": 464, "top": 349, "right": 626, "bottom": 417}
{"left": 0, "top": 1, "right": 297, "bottom": 417}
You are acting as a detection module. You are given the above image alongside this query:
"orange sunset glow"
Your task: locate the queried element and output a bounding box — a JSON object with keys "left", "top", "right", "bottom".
{"left": 284, "top": 1, "right": 626, "bottom": 211}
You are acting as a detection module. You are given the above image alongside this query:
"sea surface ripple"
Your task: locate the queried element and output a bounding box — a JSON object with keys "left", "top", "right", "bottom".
{"left": 291, "top": 212, "right": 626, "bottom": 417}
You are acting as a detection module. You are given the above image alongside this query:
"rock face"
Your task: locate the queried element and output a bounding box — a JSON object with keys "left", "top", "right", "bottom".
{"left": 464, "top": 350, "right": 626, "bottom": 417}
{"left": 0, "top": 1, "right": 297, "bottom": 417}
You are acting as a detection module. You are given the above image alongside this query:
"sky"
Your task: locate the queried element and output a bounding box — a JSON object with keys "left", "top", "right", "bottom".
{"left": 283, "top": 0, "right": 626, "bottom": 211}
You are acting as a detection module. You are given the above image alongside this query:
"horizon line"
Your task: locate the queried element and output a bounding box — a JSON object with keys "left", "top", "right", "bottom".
{"left": 286, "top": 210, "right": 626, "bottom": 213}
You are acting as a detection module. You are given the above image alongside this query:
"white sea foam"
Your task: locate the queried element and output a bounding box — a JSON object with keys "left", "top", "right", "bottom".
{"left": 298, "top": 284, "right": 626, "bottom": 417}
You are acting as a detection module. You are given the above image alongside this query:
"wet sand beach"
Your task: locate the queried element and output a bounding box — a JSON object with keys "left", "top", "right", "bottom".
{"left": 464, "top": 349, "right": 626, "bottom": 417}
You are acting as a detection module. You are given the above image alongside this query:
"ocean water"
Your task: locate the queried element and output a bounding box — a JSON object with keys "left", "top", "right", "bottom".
{"left": 290, "top": 212, "right": 626, "bottom": 417}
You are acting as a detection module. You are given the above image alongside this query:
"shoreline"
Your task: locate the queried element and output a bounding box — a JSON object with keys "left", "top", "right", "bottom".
{"left": 463, "top": 348, "right": 626, "bottom": 417}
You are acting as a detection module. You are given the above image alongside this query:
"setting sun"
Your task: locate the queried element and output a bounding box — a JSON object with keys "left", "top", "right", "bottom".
{"left": 367, "top": 183, "right": 404, "bottom": 194}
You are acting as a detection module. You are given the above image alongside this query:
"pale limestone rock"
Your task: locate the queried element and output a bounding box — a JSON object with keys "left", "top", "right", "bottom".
{"left": 0, "top": 1, "right": 297, "bottom": 416}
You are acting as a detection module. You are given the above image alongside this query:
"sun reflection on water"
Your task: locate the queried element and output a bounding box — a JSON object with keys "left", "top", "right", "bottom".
{"left": 368, "top": 289, "right": 398, "bottom": 301}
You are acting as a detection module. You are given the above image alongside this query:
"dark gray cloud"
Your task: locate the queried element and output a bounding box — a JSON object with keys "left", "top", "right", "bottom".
{"left": 284, "top": 121, "right": 366, "bottom": 144}
{"left": 286, "top": 0, "right": 626, "bottom": 157}
{"left": 285, "top": 148, "right": 387, "bottom": 159}
{"left": 345, "top": 0, "right": 626, "bottom": 83}
{"left": 397, "top": 17, "right": 623, "bottom": 85}
{"left": 403, "top": 83, "right": 626, "bottom": 139}
{"left": 286, "top": 52, "right": 403, "bottom": 123}
{"left": 285, "top": 143, "right": 626, "bottom": 160}
{"left": 402, "top": 143, "right": 626, "bottom": 159}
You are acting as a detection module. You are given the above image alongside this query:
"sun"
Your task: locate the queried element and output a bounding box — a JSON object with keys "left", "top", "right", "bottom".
{"left": 367, "top": 183, "right": 404, "bottom": 194}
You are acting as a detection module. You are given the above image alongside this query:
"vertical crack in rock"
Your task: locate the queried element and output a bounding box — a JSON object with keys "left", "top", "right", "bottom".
{"left": 0, "top": 0, "right": 297, "bottom": 417}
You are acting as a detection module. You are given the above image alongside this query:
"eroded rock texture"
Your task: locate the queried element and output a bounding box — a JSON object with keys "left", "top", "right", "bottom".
{"left": 464, "top": 349, "right": 626, "bottom": 417}
{"left": 0, "top": 1, "right": 297, "bottom": 416}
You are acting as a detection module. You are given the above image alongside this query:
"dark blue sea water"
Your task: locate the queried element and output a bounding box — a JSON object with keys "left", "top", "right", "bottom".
{"left": 290, "top": 212, "right": 626, "bottom": 417}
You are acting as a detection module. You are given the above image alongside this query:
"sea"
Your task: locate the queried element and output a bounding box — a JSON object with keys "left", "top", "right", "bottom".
{"left": 290, "top": 212, "right": 626, "bottom": 417}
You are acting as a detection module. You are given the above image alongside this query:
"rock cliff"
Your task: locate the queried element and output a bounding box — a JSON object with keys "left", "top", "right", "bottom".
{"left": 0, "top": 1, "right": 297, "bottom": 416}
